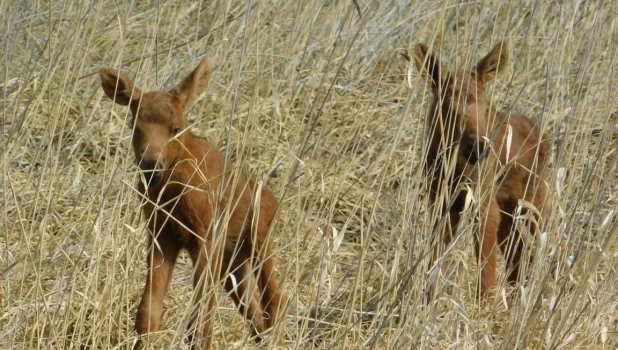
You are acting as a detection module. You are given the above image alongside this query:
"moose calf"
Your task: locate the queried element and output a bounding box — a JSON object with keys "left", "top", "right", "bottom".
{"left": 100, "top": 59, "right": 285, "bottom": 349}
{"left": 413, "top": 42, "right": 549, "bottom": 296}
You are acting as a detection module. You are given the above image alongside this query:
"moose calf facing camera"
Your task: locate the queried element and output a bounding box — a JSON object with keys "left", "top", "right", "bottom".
{"left": 100, "top": 59, "right": 285, "bottom": 349}
{"left": 413, "top": 42, "right": 549, "bottom": 296}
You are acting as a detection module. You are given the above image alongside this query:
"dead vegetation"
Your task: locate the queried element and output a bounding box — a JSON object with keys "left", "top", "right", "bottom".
{"left": 2, "top": 1, "right": 618, "bottom": 349}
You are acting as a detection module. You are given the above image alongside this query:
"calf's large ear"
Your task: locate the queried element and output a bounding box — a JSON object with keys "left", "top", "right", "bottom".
{"left": 475, "top": 41, "right": 508, "bottom": 83}
{"left": 100, "top": 68, "right": 141, "bottom": 106}
{"left": 171, "top": 58, "right": 213, "bottom": 105}
{"left": 414, "top": 43, "right": 450, "bottom": 88}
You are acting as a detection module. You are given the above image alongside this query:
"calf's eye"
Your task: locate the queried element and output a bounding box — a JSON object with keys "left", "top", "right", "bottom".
{"left": 172, "top": 127, "right": 180, "bottom": 136}
{"left": 464, "top": 143, "right": 478, "bottom": 164}
{"left": 462, "top": 137, "right": 486, "bottom": 165}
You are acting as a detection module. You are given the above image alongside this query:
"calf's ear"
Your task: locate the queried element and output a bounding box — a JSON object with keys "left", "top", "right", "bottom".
{"left": 100, "top": 68, "right": 141, "bottom": 106}
{"left": 475, "top": 41, "right": 508, "bottom": 83}
{"left": 171, "top": 58, "right": 213, "bottom": 105}
{"left": 414, "top": 43, "right": 450, "bottom": 88}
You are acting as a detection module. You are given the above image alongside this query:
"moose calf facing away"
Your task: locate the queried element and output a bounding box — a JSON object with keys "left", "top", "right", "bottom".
{"left": 100, "top": 59, "right": 285, "bottom": 349}
{"left": 413, "top": 42, "right": 549, "bottom": 296}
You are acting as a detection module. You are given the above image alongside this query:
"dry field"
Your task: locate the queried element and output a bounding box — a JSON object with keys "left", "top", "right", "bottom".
{"left": 2, "top": 1, "right": 618, "bottom": 349}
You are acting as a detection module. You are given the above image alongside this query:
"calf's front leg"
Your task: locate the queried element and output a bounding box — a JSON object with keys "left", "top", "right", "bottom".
{"left": 134, "top": 233, "right": 180, "bottom": 348}
{"left": 476, "top": 198, "right": 500, "bottom": 295}
{"left": 186, "top": 242, "right": 220, "bottom": 350}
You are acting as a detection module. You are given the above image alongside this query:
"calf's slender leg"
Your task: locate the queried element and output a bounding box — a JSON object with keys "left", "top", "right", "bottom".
{"left": 134, "top": 233, "right": 180, "bottom": 349}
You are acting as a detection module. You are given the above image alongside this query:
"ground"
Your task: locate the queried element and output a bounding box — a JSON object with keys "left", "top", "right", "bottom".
{"left": 1, "top": 1, "right": 618, "bottom": 349}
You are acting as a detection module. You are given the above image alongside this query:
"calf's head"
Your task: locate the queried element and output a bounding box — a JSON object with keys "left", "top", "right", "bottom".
{"left": 100, "top": 59, "right": 213, "bottom": 187}
{"left": 414, "top": 42, "right": 508, "bottom": 165}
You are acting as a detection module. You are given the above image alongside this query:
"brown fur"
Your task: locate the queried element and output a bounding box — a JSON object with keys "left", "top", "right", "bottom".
{"left": 413, "top": 42, "right": 549, "bottom": 296}
{"left": 100, "top": 59, "right": 285, "bottom": 349}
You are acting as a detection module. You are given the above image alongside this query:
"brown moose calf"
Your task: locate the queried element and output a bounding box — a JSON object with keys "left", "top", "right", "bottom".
{"left": 413, "top": 42, "right": 549, "bottom": 296}
{"left": 100, "top": 59, "right": 285, "bottom": 349}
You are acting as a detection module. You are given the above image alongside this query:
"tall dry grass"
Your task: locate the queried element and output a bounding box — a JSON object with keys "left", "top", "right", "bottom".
{"left": 1, "top": 0, "right": 617, "bottom": 349}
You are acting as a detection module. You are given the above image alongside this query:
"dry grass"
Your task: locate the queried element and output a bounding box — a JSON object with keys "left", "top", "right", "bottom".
{"left": 2, "top": 0, "right": 618, "bottom": 349}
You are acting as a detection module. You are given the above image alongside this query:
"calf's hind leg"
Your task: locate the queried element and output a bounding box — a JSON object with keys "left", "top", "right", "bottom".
{"left": 223, "top": 247, "right": 269, "bottom": 341}
{"left": 256, "top": 243, "right": 285, "bottom": 332}
{"left": 497, "top": 180, "right": 548, "bottom": 284}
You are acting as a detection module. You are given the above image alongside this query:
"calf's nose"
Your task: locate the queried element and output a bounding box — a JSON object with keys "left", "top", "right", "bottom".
{"left": 138, "top": 158, "right": 164, "bottom": 187}
{"left": 138, "top": 159, "right": 163, "bottom": 172}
